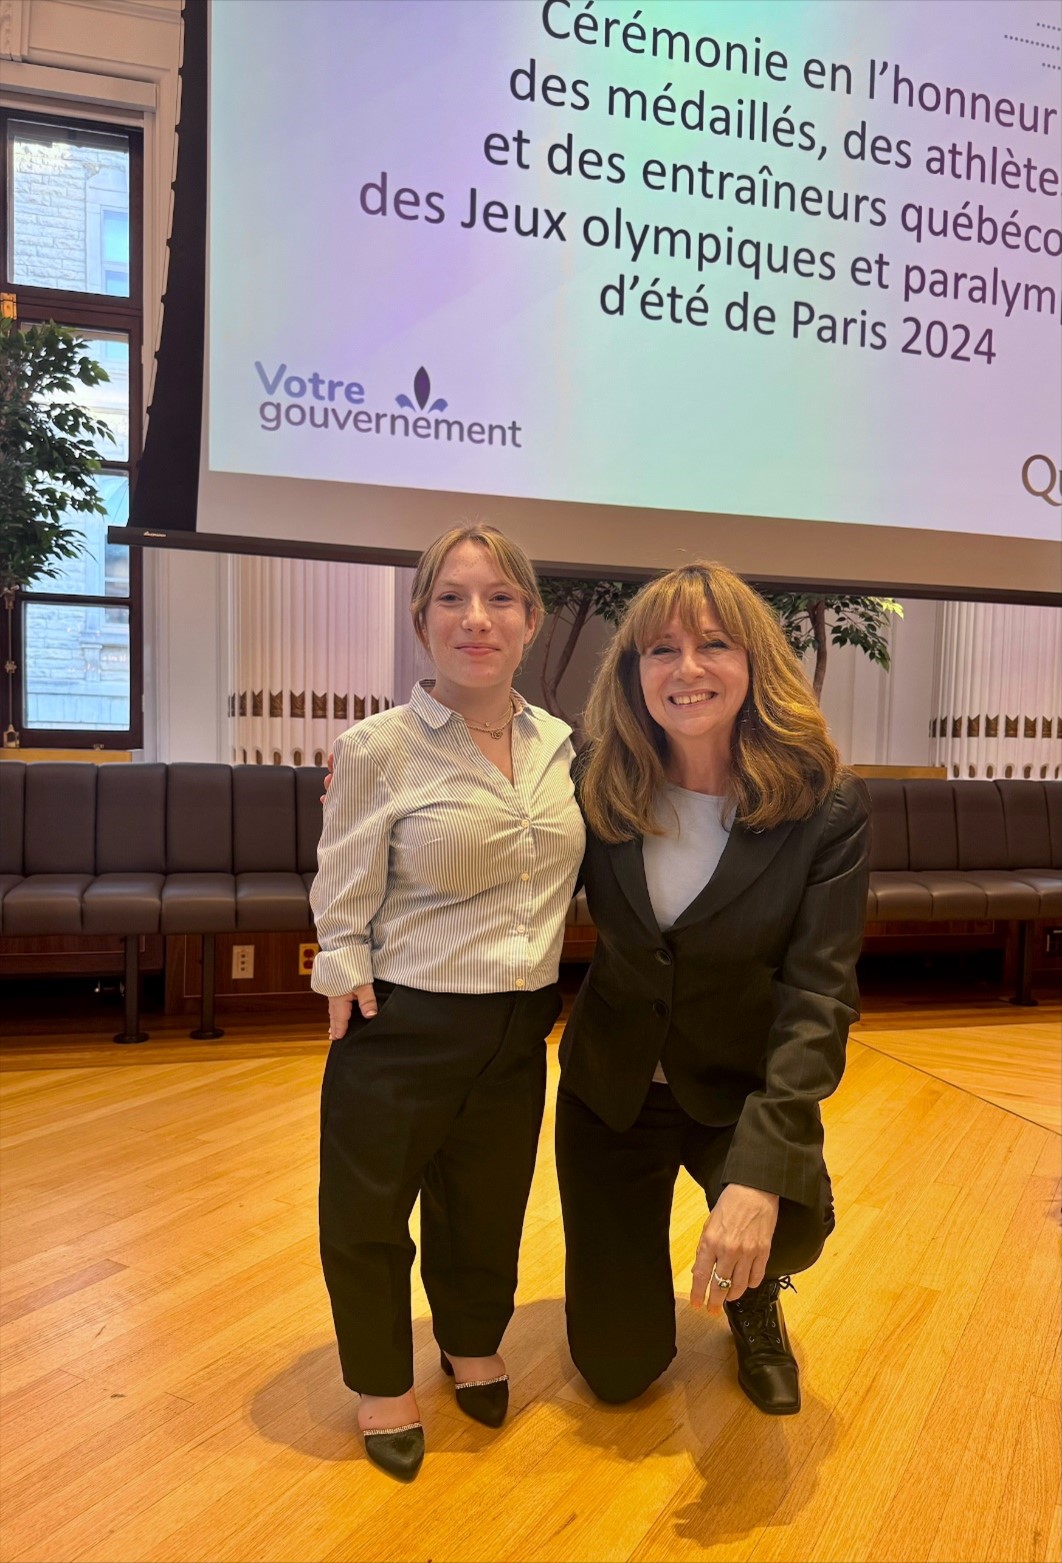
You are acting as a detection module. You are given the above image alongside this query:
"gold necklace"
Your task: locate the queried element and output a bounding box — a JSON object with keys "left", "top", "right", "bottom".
{"left": 463, "top": 697, "right": 517, "bottom": 740}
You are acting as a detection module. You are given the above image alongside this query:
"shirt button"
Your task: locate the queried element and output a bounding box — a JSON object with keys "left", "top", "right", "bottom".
{"left": 655, "top": 949, "right": 672, "bottom": 966}
{"left": 520, "top": 872, "right": 530, "bottom": 882}
{"left": 653, "top": 1000, "right": 669, "bottom": 1019}
{"left": 515, "top": 978, "right": 526, "bottom": 989}
{"left": 517, "top": 924, "right": 527, "bottom": 934}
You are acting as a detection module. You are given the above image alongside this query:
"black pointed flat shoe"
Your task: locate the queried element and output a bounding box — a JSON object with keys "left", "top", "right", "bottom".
{"left": 724, "top": 1276, "right": 800, "bottom": 1416}
{"left": 440, "top": 1349, "right": 509, "bottom": 1428}
{"left": 360, "top": 1421, "right": 425, "bottom": 1482}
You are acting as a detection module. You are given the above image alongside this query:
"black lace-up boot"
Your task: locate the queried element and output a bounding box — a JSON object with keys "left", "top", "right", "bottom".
{"left": 724, "top": 1276, "right": 800, "bottom": 1415}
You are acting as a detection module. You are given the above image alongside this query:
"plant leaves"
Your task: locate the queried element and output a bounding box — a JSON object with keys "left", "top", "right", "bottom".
{"left": 0, "top": 318, "right": 109, "bottom": 591}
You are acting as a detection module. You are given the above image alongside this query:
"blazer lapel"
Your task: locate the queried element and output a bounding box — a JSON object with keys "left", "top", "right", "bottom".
{"left": 669, "top": 818, "right": 798, "bottom": 930}
{"left": 608, "top": 836, "right": 660, "bottom": 936}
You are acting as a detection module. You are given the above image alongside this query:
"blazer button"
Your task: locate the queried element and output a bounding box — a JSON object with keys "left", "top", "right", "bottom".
{"left": 652, "top": 1000, "right": 669, "bottom": 1019}
{"left": 655, "top": 949, "right": 672, "bottom": 966}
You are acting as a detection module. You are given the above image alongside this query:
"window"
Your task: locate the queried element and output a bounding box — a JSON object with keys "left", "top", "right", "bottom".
{"left": 1, "top": 111, "right": 143, "bottom": 749}
{"left": 101, "top": 209, "right": 130, "bottom": 296}
{"left": 8, "top": 120, "right": 131, "bottom": 296}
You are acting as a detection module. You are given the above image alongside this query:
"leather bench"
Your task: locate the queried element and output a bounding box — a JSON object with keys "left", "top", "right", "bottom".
{"left": 2, "top": 765, "right": 1059, "bottom": 1040}
{"left": 864, "top": 778, "right": 1060, "bottom": 1001}
{"left": 0, "top": 760, "right": 326, "bottom": 1041}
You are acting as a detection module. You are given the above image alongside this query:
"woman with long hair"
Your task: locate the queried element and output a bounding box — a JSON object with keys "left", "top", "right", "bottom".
{"left": 557, "top": 561, "right": 870, "bottom": 1413}
{"left": 312, "top": 525, "right": 584, "bottom": 1480}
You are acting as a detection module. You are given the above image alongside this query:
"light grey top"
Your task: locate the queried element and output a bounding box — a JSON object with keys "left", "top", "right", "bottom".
{"left": 310, "top": 680, "right": 585, "bottom": 996}
{"left": 643, "top": 785, "right": 731, "bottom": 932}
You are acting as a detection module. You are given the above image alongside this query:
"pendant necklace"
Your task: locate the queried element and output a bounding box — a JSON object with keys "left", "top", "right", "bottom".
{"left": 464, "top": 697, "right": 517, "bottom": 740}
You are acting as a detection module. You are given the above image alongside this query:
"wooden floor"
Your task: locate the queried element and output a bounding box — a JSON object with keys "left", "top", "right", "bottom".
{"left": 1, "top": 994, "right": 1059, "bottom": 1563}
{"left": 855, "top": 999, "right": 1061, "bottom": 1134}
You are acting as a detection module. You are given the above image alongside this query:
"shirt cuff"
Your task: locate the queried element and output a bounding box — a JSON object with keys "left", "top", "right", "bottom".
{"left": 311, "top": 944, "right": 373, "bottom": 997}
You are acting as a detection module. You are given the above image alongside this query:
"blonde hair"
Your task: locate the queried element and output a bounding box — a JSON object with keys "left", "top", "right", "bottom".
{"left": 581, "top": 562, "right": 841, "bottom": 841}
{"left": 410, "top": 524, "right": 544, "bottom": 649}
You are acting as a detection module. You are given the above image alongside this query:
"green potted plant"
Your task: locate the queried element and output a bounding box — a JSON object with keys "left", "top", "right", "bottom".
{"left": 0, "top": 316, "right": 111, "bottom": 746}
{"left": 763, "top": 592, "right": 905, "bottom": 699}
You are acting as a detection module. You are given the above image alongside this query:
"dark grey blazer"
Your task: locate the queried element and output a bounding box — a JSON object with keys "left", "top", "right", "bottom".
{"left": 559, "top": 773, "right": 871, "bottom": 1207}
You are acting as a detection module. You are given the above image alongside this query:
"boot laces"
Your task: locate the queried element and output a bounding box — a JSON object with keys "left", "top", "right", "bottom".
{"left": 732, "top": 1276, "right": 795, "bottom": 1350}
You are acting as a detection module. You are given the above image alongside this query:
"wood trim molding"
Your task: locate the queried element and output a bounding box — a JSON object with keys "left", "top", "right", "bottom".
{"left": 45, "top": 0, "right": 181, "bottom": 21}
{"left": 0, "top": 0, "right": 31, "bottom": 61}
{"left": 0, "top": 749, "right": 132, "bottom": 761}
{"left": 0, "top": 58, "right": 157, "bottom": 110}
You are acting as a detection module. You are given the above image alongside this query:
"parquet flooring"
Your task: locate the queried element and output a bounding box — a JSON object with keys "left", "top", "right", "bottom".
{"left": 1, "top": 997, "right": 1058, "bottom": 1563}
{"left": 855, "top": 997, "right": 1061, "bottom": 1133}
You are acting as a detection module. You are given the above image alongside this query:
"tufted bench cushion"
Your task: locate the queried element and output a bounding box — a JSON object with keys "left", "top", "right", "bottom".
{"left": 864, "top": 778, "right": 1059, "bottom": 923}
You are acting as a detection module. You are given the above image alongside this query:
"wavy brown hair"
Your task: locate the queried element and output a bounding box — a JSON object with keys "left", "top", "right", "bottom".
{"left": 581, "top": 562, "right": 841, "bottom": 841}
{"left": 410, "top": 524, "right": 545, "bottom": 649}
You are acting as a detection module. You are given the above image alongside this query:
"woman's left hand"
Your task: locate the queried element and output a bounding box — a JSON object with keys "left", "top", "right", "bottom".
{"left": 690, "top": 1184, "right": 780, "bottom": 1314}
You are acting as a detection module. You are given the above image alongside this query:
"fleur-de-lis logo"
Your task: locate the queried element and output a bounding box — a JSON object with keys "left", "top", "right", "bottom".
{"left": 396, "top": 366, "right": 447, "bottom": 414}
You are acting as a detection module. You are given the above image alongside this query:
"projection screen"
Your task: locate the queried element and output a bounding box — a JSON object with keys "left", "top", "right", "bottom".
{"left": 192, "top": 0, "right": 1062, "bottom": 592}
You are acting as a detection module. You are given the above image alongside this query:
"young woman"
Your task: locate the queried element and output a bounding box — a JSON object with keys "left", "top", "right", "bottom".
{"left": 311, "top": 525, "right": 584, "bottom": 1480}
{"left": 557, "top": 561, "right": 870, "bottom": 1415}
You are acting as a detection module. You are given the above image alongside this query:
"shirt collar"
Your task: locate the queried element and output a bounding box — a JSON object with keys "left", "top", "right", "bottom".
{"left": 410, "top": 679, "right": 537, "bottom": 732}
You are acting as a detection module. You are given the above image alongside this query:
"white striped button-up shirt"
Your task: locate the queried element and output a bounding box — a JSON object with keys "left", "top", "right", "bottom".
{"left": 310, "top": 681, "right": 585, "bottom": 997}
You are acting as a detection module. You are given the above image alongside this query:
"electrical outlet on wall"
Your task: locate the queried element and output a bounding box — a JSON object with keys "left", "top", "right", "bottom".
{"left": 232, "top": 945, "right": 254, "bottom": 980}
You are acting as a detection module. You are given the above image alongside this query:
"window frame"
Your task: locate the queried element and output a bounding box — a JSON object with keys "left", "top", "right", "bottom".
{"left": 1, "top": 106, "right": 144, "bottom": 750}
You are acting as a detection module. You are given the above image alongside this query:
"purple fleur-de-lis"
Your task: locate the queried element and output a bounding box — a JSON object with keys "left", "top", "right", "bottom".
{"left": 397, "top": 369, "right": 448, "bottom": 412}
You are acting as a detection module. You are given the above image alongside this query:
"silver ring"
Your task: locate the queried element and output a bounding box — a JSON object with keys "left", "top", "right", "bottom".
{"left": 710, "top": 1267, "right": 732, "bottom": 1290}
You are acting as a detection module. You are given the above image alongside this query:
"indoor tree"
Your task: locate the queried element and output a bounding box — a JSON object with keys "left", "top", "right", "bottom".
{"left": 537, "top": 575, "right": 642, "bottom": 733}
{"left": 0, "top": 317, "right": 112, "bottom": 591}
{"left": 763, "top": 592, "right": 904, "bottom": 699}
{"left": 0, "top": 317, "right": 111, "bottom": 744}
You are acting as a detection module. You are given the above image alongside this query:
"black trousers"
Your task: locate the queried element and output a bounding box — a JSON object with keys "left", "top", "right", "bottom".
{"left": 556, "top": 1081, "right": 835, "bottom": 1404}
{"left": 319, "top": 980, "right": 561, "bottom": 1397}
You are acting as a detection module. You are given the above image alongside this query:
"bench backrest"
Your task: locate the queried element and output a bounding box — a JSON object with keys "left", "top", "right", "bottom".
{"left": 864, "top": 776, "right": 1060, "bottom": 872}
{"left": 1, "top": 761, "right": 328, "bottom": 876}
{"left": 1, "top": 763, "right": 1058, "bottom": 878}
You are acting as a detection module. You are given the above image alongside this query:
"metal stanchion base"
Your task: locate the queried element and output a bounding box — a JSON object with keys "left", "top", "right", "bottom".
{"left": 192, "top": 933, "right": 225, "bottom": 1040}
{"left": 1009, "top": 922, "right": 1038, "bottom": 1007}
{"left": 113, "top": 936, "right": 150, "bottom": 1044}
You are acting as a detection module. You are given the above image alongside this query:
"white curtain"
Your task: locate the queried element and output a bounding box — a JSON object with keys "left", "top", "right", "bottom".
{"left": 931, "top": 602, "right": 1062, "bottom": 780}
{"left": 227, "top": 556, "right": 398, "bottom": 765}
